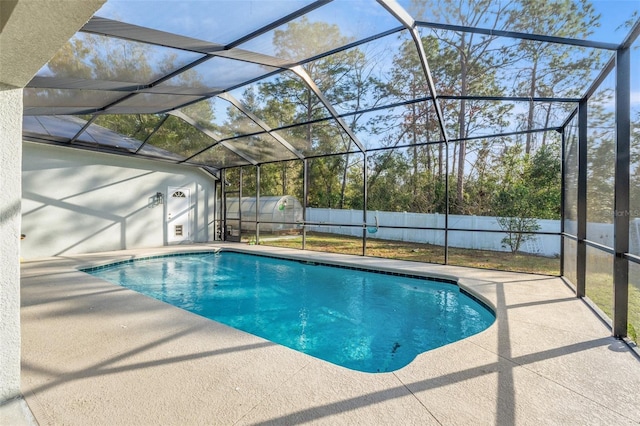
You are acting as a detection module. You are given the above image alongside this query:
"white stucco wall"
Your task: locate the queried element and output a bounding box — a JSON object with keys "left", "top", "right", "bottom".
{"left": 0, "top": 88, "right": 23, "bottom": 402}
{"left": 21, "top": 142, "right": 217, "bottom": 260}
{"left": 1, "top": 0, "right": 106, "bottom": 407}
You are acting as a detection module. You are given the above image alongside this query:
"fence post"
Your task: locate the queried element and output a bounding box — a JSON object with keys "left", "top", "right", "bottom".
{"left": 472, "top": 215, "right": 477, "bottom": 249}
{"left": 403, "top": 211, "right": 408, "bottom": 242}
{"left": 352, "top": 209, "right": 359, "bottom": 237}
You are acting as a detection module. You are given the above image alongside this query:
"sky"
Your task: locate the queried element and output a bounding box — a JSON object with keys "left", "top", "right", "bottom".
{"left": 75, "top": 1, "right": 640, "bottom": 112}
{"left": 27, "top": 0, "right": 640, "bottom": 169}
{"left": 583, "top": 1, "right": 639, "bottom": 42}
{"left": 93, "top": 0, "right": 640, "bottom": 45}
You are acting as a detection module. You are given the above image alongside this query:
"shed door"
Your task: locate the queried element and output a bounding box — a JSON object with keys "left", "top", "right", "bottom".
{"left": 167, "top": 187, "right": 191, "bottom": 243}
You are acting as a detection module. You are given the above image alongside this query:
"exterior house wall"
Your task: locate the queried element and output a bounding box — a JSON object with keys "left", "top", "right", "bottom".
{"left": 0, "top": 88, "right": 23, "bottom": 402}
{"left": 21, "top": 142, "right": 217, "bottom": 260}
{"left": 0, "top": 0, "right": 106, "bottom": 406}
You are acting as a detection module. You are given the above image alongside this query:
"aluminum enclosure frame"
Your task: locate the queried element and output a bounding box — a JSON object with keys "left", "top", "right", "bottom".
{"left": 21, "top": 1, "right": 640, "bottom": 345}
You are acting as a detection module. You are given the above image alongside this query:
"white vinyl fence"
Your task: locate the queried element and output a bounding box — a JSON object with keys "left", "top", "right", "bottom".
{"left": 304, "top": 208, "right": 640, "bottom": 257}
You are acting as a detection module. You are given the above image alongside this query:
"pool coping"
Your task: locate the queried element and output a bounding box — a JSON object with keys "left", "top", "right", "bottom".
{"left": 78, "top": 248, "right": 496, "bottom": 373}
{"left": 17, "top": 243, "right": 640, "bottom": 425}
{"left": 75, "top": 246, "right": 497, "bottom": 315}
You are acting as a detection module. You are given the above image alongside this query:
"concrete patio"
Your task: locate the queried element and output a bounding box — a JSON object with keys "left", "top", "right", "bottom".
{"left": 8, "top": 244, "right": 640, "bottom": 425}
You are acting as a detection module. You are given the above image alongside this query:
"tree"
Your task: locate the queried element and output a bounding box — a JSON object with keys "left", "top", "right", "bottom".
{"left": 381, "top": 36, "right": 451, "bottom": 212}
{"left": 495, "top": 187, "right": 542, "bottom": 254}
{"left": 586, "top": 99, "right": 616, "bottom": 223}
{"left": 366, "top": 151, "right": 413, "bottom": 211}
{"left": 510, "top": 0, "right": 603, "bottom": 154}
{"left": 335, "top": 43, "right": 388, "bottom": 209}
{"left": 409, "top": 0, "right": 517, "bottom": 211}
{"left": 256, "top": 17, "right": 364, "bottom": 208}
{"left": 631, "top": 110, "right": 640, "bottom": 226}
{"left": 44, "top": 33, "right": 219, "bottom": 161}
{"left": 492, "top": 143, "right": 561, "bottom": 253}
{"left": 258, "top": 161, "right": 304, "bottom": 199}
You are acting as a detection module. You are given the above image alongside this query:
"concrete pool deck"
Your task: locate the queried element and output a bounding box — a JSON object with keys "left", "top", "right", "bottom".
{"left": 10, "top": 243, "right": 640, "bottom": 425}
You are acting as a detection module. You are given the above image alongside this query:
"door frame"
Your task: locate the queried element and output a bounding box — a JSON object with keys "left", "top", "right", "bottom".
{"left": 166, "top": 186, "right": 192, "bottom": 244}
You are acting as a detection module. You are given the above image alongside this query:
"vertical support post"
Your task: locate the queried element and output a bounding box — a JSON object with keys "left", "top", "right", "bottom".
{"left": 444, "top": 141, "right": 449, "bottom": 264}
{"left": 214, "top": 180, "right": 221, "bottom": 241}
{"left": 239, "top": 168, "right": 243, "bottom": 241}
{"left": 613, "top": 46, "right": 630, "bottom": 338}
{"left": 363, "top": 152, "right": 368, "bottom": 256}
{"left": 221, "top": 169, "right": 227, "bottom": 241}
{"left": 303, "top": 159, "right": 308, "bottom": 250}
{"left": 256, "top": 165, "right": 260, "bottom": 244}
{"left": 560, "top": 129, "right": 566, "bottom": 277}
{"left": 576, "top": 101, "right": 588, "bottom": 298}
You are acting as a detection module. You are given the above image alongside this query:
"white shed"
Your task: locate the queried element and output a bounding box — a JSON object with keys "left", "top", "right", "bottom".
{"left": 226, "top": 195, "right": 303, "bottom": 233}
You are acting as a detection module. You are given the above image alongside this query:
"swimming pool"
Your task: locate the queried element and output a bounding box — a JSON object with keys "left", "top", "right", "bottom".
{"left": 83, "top": 251, "right": 495, "bottom": 373}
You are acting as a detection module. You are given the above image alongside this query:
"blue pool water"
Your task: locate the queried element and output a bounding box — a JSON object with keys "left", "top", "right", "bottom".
{"left": 84, "top": 251, "right": 494, "bottom": 373}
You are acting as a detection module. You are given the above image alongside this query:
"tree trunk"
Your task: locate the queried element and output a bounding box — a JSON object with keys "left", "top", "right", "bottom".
{"left": 339, "top": 146, "right": 350, "bottom": 209}
{"left": 305, "top": 87, "right": 313, "bottom": 150}
{"left": 425, "top": 107, "right": 432, "bottom": 174}
{"left": 456, "top": 39, "right": 468, "bottom": 210}
{"left": 525, "top": 57, "right": 538, "bottom": 154}
{"left": 438, "top": 142, "right": 443, "bottom": 178}
{"left": 281, "top": 164, "right": 287, "bottom": 195}
{"left": 541, "top": 103, "right": 551, "bottom": 148}
{"left": 340, "top": 90, "right": 361, "bottom": 208}
{"left": 412, "top": 101, "right": 419, "bottom": 202}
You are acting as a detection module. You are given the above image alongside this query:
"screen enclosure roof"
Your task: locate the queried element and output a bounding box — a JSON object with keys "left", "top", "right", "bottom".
{"left": 23, "top": 0, "right": 640, "bottom": 175}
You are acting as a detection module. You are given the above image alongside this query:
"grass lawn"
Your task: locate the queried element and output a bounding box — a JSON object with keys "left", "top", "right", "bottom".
{"left": 259, "top": 232, "right": 560, "bottom": 275}
{"left": 586, "top": 269, "right": 640, "bottom": 344}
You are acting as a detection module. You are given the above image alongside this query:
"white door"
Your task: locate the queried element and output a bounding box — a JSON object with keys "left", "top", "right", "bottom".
{"left": 167, "top": 187, "right": 191, "bottom": 243}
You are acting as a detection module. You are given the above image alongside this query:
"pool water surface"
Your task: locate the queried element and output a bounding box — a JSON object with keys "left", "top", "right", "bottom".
{"left": 84, "top": 251, "right": 494, "bottom": 372}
